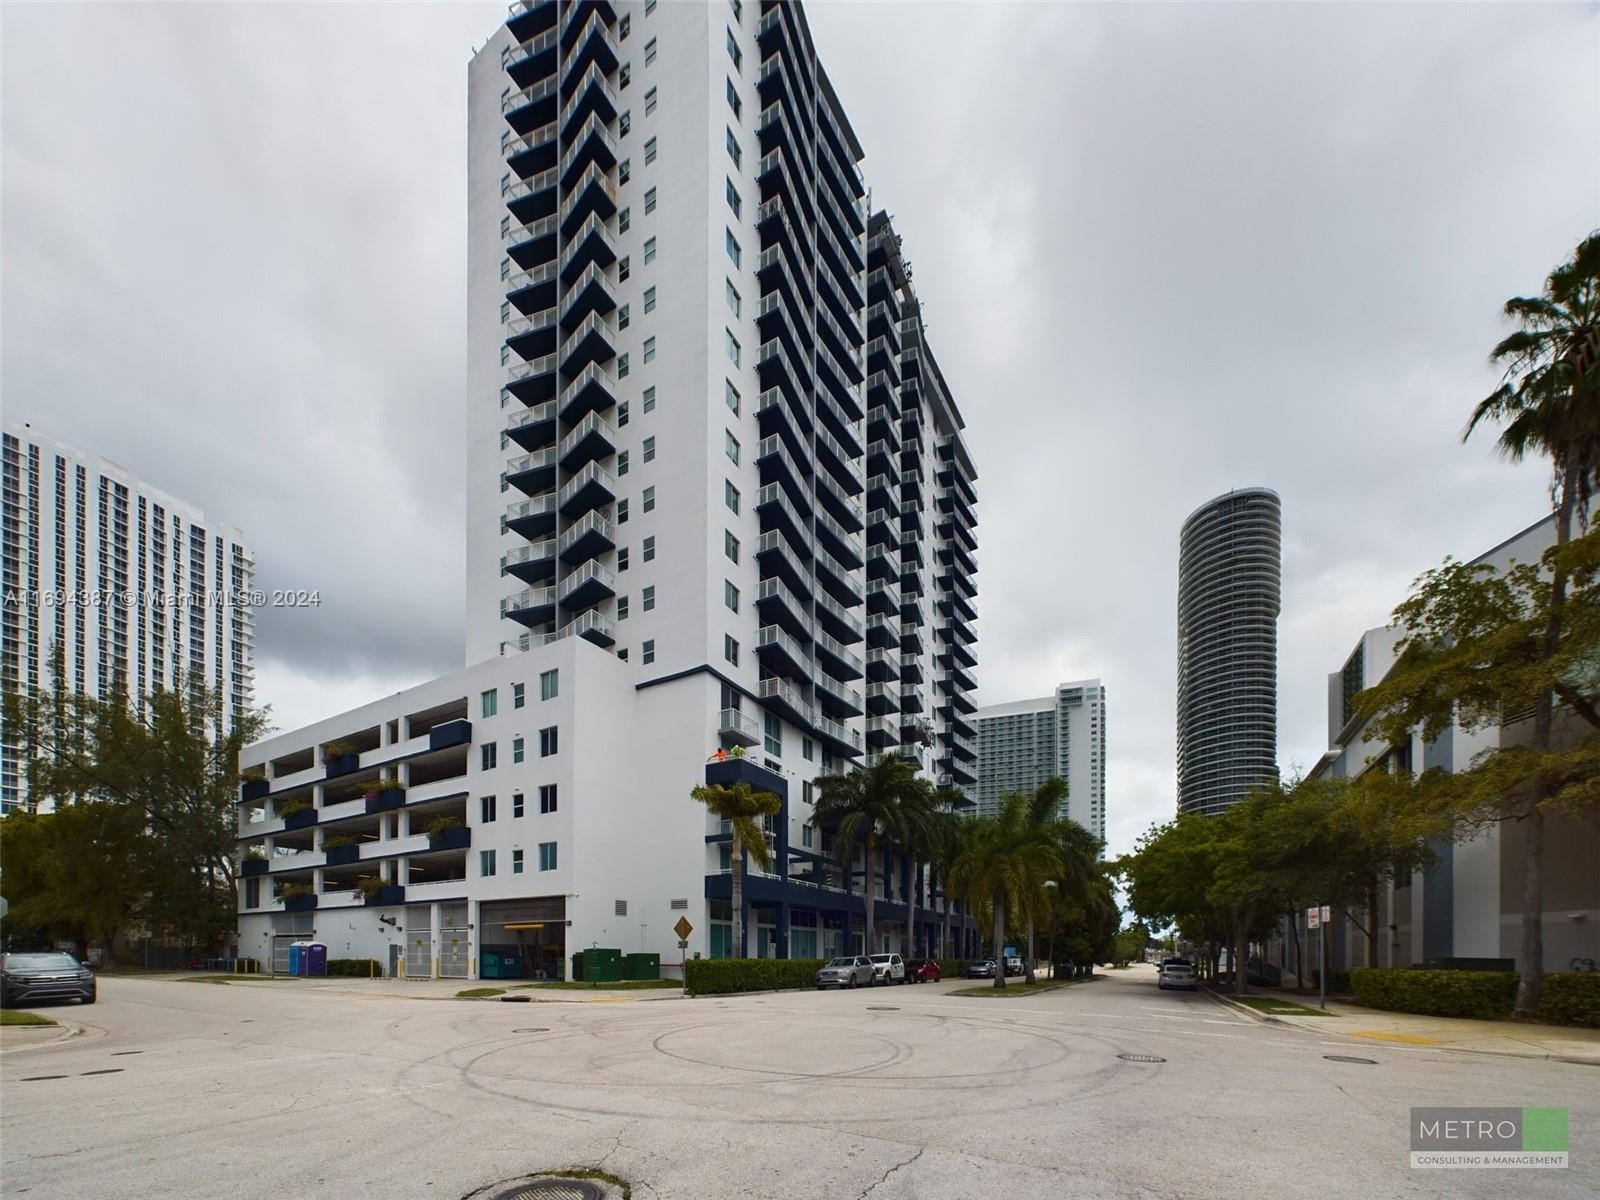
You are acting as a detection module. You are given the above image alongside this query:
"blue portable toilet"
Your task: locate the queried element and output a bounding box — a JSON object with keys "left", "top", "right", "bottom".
{"left": 304, "top": 942, "right": 328, "bottom": 977}
{"left": 288, "top": 941, "right": 308, "bottom": 976}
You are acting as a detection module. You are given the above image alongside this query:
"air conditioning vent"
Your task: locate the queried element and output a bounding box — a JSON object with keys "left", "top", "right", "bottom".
{"left": 670, "top": 898, "right": 689, "bottom": 910}
{"left": 614, "top": 900, "right": 628, "bottom": 916}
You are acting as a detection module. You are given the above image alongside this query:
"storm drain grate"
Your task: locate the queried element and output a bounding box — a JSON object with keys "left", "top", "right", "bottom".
{"left": 499, "top": 994, "right": 533, "bottom": 1003}
{"left": 481, "top": 1178, "right": 606, "bottom": 1200}
{"left": 1117, "top": 1053, "right": 1166, "bottom": 1063}
{"left": 1324, "top": 1055, "right": 1377, "bottom": 1065}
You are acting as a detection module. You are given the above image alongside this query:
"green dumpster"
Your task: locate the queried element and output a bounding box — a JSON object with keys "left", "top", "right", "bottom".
{"left": 623, "top": 953, "right": 660, "bottom": 981}
{"left": 479, "top": 947, "right": 524, "bottom": 980}
{"left": 581, "top": 948, "right": 623, "bottom": 983}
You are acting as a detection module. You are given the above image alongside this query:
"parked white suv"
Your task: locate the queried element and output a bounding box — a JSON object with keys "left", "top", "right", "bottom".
{"left": 868, "top": 953, "right": 907, "bottom": 985}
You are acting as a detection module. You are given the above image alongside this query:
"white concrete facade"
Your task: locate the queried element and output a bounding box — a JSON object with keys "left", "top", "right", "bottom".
{"left": 2, "top": 421, "right": 254, "bottom": 813}
{"left": 973, "top": 680, "right": 1106, "bottom": 843}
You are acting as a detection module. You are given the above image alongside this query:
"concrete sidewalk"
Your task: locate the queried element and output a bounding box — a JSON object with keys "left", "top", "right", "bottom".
{"left": 1207, "top": 987, "right": 1600, "bottom": 1066}
{"left": 153, "top": 972, "right": 686, "bottom": 1003}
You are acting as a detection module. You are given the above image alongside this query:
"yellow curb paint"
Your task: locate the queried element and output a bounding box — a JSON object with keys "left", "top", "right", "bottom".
{"left": 1347, "top": 1030, "right": 1441, "bottom": 1045}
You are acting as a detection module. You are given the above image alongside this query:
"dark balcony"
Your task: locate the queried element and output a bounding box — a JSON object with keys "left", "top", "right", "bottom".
{"left": 506, "top": 214, "right": 558, "bottom": 275}
{"left": 503, "top": 77, "right": 558, "bottom": 136}
{"left": 756, "top": 530, "right": 808, "bottom": 594}
{"left": 758, "top": 675, "right": 814, "bottom": 729}
{"left": 324, "top": 843, "right": 360, "bottom": 867}
{"left": 429, "top": 719, "right": 472, "bottom": 751}
{"left": 756, "top": 244, "right": 807, "bottom": 320}
{"left": 558, "top": 113, "right": 618, "bottom": 191}
{"left": 284, "top": 807, "right": 318, "bottom": 831}
{"left": 814, "top": 546, "right": 863, "bottom": 608}
{"left": 506, "top": 262, "right": 558, "bottom": 315}
{"left": 561, "top": 609, "right": 615, "bottom": 648}
{"left": 365, "top": 885, "right": 406, "bottom": 907}
{"left": 504, "top": 449, "right": 559, "bottom": 497}
{"left": 503, "top": 539, "right": 557, "bottom": 585}
{"left": 506, "top": 306, "right": 558, "bottom": 365}
{"left": 504, "top": 26, "right": 559, "bottom": 91}
{"left": 755, "top": 290, "right": 810, "bottom": 371}
{"left": 324, "top": 753, "right": 359, "bottom": 778}
{"left": 755, "top": 575, "right": 810, "bottom": 639}
{"left": 557, "top": 412, "right": 618, "bottom": 473}
{"left": 559, "top": 361, "right": 618, "bottom": 424}
{"left": 241, "top": 778, "right": 270, "bottom": 803}
{"left": 240, "top": 858, "right": 268, "bottom": 877}
{"left": 559, "top": 311, "right": 617, "bottom": 377}
{"left": 756, "top": 384, "right": 810, "bottom": 466}
{"left": 756, "top": 337, "right": 808, "bottom": 417}
{"left": 560, "top": 161, "right": 618, "bottom": 237}
{"left": 563, "top": 62, "right": 618, "bottom": 136}
{"left": 557, "top": 558, "right": 616, "bottom": 610}
{"left": 900, "top": 658, "right": 924, "bottom": 685}
{"left": 900, "top": 688, "right": 924, "bottom": 714}
{"left": 502, "top": 585, "right": 558, "bottom": 628}
{"left": 560, "top": 262, "right": 617, "bottom": 331}
{"left": 756, "top": 484, "right": 809, "bottom": 557}
{"left": 814, "top": 632, "right": 864, "bottom": 682}
{"left": 560, "top": 9, "right": 618, "bottom": 90}
{"left": 757, "top": 624, "right": 811, "bottom": 680}
{"left": 427, "top": 825, "right": 472, "bottom": 852}
{"left": 505, "top": 353, "right": 558, "bottom": 406}
{"left": 506, "top": 401, "right": 558, "bottom": 453}
{"left": 284, "top": 894, "right": 318, "bottom": 914}
{"left": 557, "top": 511, "right": 616, "bottom": 567}
{"left": 756, "top": 434, "right": 810, "bottom": 513}
{"left": 813, "top": 670, "right": 864, "bottom": 720}
{"left": 506, "top": 0, "right": 557, "bottom": 47}
{"left": 558, "top": 461, "right": 617, "bottom": 519}
{"left": 558, "top": 215, "right": 618, "bottom": 285}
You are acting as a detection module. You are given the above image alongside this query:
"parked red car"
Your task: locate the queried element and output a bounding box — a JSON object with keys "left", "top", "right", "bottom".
{"left": 905, "top": 958, "right": 941, "bottom": 983}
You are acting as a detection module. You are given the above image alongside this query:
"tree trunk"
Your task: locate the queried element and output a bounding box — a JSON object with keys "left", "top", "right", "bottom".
{"left": 1289, "top": 908, "right": 1303, "bottom": 989}
{"left": 1366, "top": 877, "right": 1381, "bottom": 968}
{"left": 940, "top": 874, "right": 952, "bottom": 960}
{"left": 1025, "top": 914, "right": 1037, "bottom": 985}
{"left": 863, "top": 835, "right": 876, "bottom": 955}
{"left": 1234, "top": 911, "right": 1252, "bottom": 996}
{"left": 732, "top": 832, "right": 745, "bottom": 959}
{"left": 992, "top": 890, "right": 1007, "bottom": 989}
{"left": 1515, "top": 459, "right": 1576, "bottom": 1019}
{"left": 905, "top": 860, "right": 918, "bottom": 962}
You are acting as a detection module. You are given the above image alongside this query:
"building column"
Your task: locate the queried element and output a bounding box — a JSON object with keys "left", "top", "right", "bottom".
{"left": 430, "top": 901, "right": 442, "bottom": 979}
{"left": 777, "top": 899, "right": 790, "bottom": 959}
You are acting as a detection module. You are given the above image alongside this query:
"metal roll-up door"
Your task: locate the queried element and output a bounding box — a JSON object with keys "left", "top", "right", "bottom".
{"left": 405, "top": 906, "right": 433, "bottom": 977}
{"left": 439, "top": 902, "right": 470, "bottom": 978}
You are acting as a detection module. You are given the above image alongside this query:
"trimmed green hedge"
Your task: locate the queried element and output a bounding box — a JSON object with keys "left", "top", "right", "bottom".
{"left": 1539, "top": 973, "right": 1600, "bottom": 1028}
{"left": 326, "top": 958, "right": 384, "bottom": 978}
{"left": 1350, "top": 968, "right": 1518, "bottom": 1019}
{"left": 684, "top": 958, "right": 826, "bottom": 996}
{"left": 937, "top": 959, "right": 976, "bottom": 980}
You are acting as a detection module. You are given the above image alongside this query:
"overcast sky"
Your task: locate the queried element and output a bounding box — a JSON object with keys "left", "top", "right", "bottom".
{"left": 4, "top": 1, "right": 1596, "bottom": 856}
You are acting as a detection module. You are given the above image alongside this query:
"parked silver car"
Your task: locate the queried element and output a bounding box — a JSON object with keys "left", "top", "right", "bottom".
{"left": 868, "top": 953, "right": 907, "bottom": 985}
{"left": 815, "top": 955, "right": 875, "bottom": 989}
{"left": 1158, "top": 958, "right": 1198, "bottom": 991}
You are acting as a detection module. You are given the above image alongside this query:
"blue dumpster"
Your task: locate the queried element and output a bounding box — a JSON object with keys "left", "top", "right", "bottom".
{"left": 288, "top": 941, "right": 309, "bottom": 976}
{"left": 304, "top": 942, "right": 328, "bottom": 977}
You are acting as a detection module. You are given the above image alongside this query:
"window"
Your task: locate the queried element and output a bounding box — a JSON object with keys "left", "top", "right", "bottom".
{"left": 620, "top": 62, "right": 631, "bottom": 89}
{"left": 643, "top": 287, "right": 657, "bottom": 315}
{"left": 725, "top": 481, "right": 740, "bottom": 513}
{"left": 619, "top": 111, "right": 631, "bottom": 137}
{"left": 644, "top": 237, "right": 657, "bottom": 264}
{"left": 481, "top": 849, "right": 497, "bottom": 877}
{"left": 245, "top": 877, "right": 260, "bottom": 908}
{"left": 725, "top": 635, "right": 740, "bottom": 667}
{"left": 619, "top": 13, "right": 631, "bottom": 39}
{"left": 618, "top": 497, "right": 630, "bottom": 523}
{"left": 643, "top": 337, "right": 657, "bottom": 363}
{"left": 539, "top": 842, "right": 558, "bottom": 871}
{"left": 726, "top": 27, "right": 742, "bottom": 71}
{"left": 725, "top": 430, "right": 740, "bottom": 464}
{"left": 725, "top": 530, "right": 740, "bottom": 563}
{"left": 618, "top": 450, "right": 630, "bottom": 477}
{"left": 645, "top": 0, "right": 656, "bottom": 15}
{"left": 726, "top": 126, "right": 741, "bottom": 168}
{"left": 512, "top": 736, "right": 525, "bottom": 764}
{"left": 643, "top": 536, "right": 656, "bottom": 563}
{"left": 618, "top": 596, "right": 630, "bottom": 619}
{"left": 725, "top": 379, "right": 740, "bottom": 414}
{"left": 725, "top": 278, "right": 741, "bottom": 317}
{"left": 725, "top": 580, "right": 739, "bottom": 612}
{"left": 726, "top": 76, "right": 742, "bottom": 120}
{"left": 642, "top": 485, "right": 656, "bottom": 512}
{"left": 513, "top": 682, "right": 525, "bottom": 709}
{"left": 644, "top": 36, "right": 657, "bottom": 64}
{"left": 539, "top": 725, "right": 558, "bottom": 757}
{"left": 618, "top": 400, "right": 630, "bottom": 427}
{"left": 540, "top": 784, "right": 558, "bottom": 814}
{"left": 481, "top": 689, "right": 498, "bottom": 717}
{"left": 644, "top": 186, "right": 657, "bottom": 214}
{"left": 725, "top": 330, "right": 740, "bottom": 368}
{"left": 619, "top": 209, "right": 631, "bottom": 235}
{"left": 731, "top": 0, "right": 743, "bottom": 21}
{"left": 645, "top": 86, "right": 658, "bottom": 115}
{"left": 619, "top": 159, "right": 631, "bottom": 185}
{"left": 803, "top": 736, "right": 814, "bottom": 761}
{"left": 619, "top": 256, "right": 630, "bottom": 281}
{"left": 764, "top": 712, "right": 781, "bottom": 755}
{"left": 724, "top": 228, "right": 741, "bottom": 267}
{"left": 618, "top": 353, "right": 630, "bottom": 378}
{"left": 644, "top": 137, "right": 657, "bottom": 165}
{"left": 642, "top": 639, "right": 656, "bottom": 665}
{"left": 512, "top": 849, "right": 524, "bottom": 874}
{"left": 642, "top": 585, "right": 656, "bottom": 611}
{"left": 513, "top": 792, "right": 525, "bottom": 818}
{"left": 618, "top": 547, "right": 630, "bottom": 571}
{"left": 726, "top": 177, "right": 741, "bottom": 218}
{"left": 482, "top": 743, "right": 497, "bottom": 770}
{"left": 481, "top": 795, "right": 497, "bottom": 823}
{"left": 540, "top": 669, "right": 558, "bottom": 700}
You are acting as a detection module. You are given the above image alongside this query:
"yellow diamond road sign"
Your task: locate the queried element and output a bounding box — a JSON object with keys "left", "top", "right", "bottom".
{"left": 673, "top": 916, "right": 693, "bottom": 941}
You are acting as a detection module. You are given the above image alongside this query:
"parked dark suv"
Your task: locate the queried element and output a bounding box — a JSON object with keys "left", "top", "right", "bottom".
{"left": 0, "top": 952, "right": 97, "bottom": 1007}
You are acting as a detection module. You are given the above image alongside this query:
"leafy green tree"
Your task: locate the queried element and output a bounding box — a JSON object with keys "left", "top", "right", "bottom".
{"left": 690, "top": 779, "right": 781, "bottom": 959}
{"left": 0, "top": 803, "right": 148, "bottom": 958}
{"left": 948, "top": 794, "right": 1062, "bottom": 988}
{"left": 812, "top": 754, "right": 926, "bottom": 953}
{"left": 1357, "top": 529, "right": 1600, "bottom": 1016}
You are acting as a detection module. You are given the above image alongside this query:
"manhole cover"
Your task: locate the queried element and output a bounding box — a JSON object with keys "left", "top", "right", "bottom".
{"left": 867, "top": 1006, "right": 899, "bottom": 1011}
{"left": 477, "top": 1178, "right": 606, "bottom": 1200}
{"left": 499, "top": 994, "right": 533, "bottom": 1003}
{"left": 1117, "top": 1053, "right": 1167, "bottom": 1063}
{"left": 1324, "top": 1055, "right": 1377, "bottom": 1064}
{"left": 511, "top": 1027, "right": 550, "bottom": 1034}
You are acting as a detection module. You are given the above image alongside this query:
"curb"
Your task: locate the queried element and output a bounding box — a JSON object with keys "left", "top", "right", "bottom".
{"left": 0, "top": 1018, "right": 95, "bottom": 1054}
{"left": 1202, "top": 987, "right": 1283, "bottom": 1024}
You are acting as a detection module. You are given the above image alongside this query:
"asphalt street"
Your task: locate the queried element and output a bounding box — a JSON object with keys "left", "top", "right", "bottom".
{"left": 1, "top": 964, "right": 1594, "bottom": 1199}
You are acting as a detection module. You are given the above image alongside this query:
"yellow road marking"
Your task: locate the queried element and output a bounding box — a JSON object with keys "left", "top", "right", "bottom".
{"left": 1347, "top": 1030, "right": 1441, "bottom": 1045}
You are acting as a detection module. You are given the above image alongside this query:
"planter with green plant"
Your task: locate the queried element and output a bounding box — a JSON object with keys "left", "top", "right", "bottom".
{"left": 323, "top": 834, "right": 361, "bottom": 866}
{"left": 276, "top": 881, "right": 318, "bottom": 912}
{"left": 240, "top": 765, "right": 270, "bottom": 802}
{"left": 322, "top": 740, "right": 360, "bottom": 776}
{"left": 277, "top": 795, "right": 317, "bottom": 829}
{"left": 425, "top": 814, "right": 470, "bottom": 850}
{"left": 241, "top": 846, "right": 269, "bottom": 877}
{"left": 364, "top": 776, "right": 407, "bottom": 814}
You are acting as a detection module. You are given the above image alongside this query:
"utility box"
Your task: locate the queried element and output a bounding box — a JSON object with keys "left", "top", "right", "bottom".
{"left": 304, "top": 942, "right": 327, "bottom": 977}
{"left": 581, "top": 948, "right": 623, "bottom": 983}
{"left": 623, "top": 953, "right": 660, "bottom": 981}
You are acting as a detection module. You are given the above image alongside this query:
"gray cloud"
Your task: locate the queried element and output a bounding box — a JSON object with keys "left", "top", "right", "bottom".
{"left": 5, "top": 2, "right": 1595, "bottom": 855}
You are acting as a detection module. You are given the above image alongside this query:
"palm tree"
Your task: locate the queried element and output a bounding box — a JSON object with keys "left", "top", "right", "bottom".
{"left": 691, "top": 780, "right": 781, "bottom": 959}
{"left": 1465, "top": 230, "right": 1599, "bottom": 1018}
{"left": 948, "top": 794, "right": 1063, "bottom": 989}
{"left": 925, "top": 789, "right": 970, "bottom": 958}
{"left": 813, "top": 754, "right": 924, "bottom": 954}
{"left": 1020, "top": 778, "right": 1068, "bottom": 983}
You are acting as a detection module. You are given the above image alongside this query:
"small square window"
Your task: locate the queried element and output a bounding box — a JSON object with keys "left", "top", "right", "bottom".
{"left": 512, "top": 792, "right": 525, "bottom": 818}
{"left": 725, "top": 430, "right": 740, "bottom": 464}
{"left": 512, "top": 735, "right": 525, "bottom": 764}
{"left": 644, "top": 237, "right": 657, "bottom": 264}
{"left": 643, "top": 384, "right": 656, "bottom": 411}
{"left": 803, "top": 736, "right": 815, "bottom": 761}
{"left": 512, "top": 682, "right": 525, "bottom": 709}
{"left": 642, "top": 485, "right": 656, "bottom": 512}
{"left": 644, "top": 186, "right": 657, "bottom": 214}
{"left": 724, "top": 228, "right": 741, "bottom": 267}
{"left": 619, "top": 159, "right": 631, "bottom": 185}
{"left": 725, "top": 530, "right": 740, "bottom": 562}
{"left": 725, "top": 330, "right": 740, "bottom": 368}
{"left": 726, "top": 177, "right": 741, "bottom": 218}
{"left": 725, "top": 635, "right": 740, "bottom": 666}
{"left": 726, "top": 127, "right": 741, "bottom": 169}
{"left": 619, "top": 256, "right": 631, "bottom": 281}
{"left": 642, "top": 436, "right": 657, "bottom": 463}
{"left": 618, "top": 451, "right": 630, "bottom": 477}
{"left": 482, "top": 743, "right": 497, "bottom": 770}
{"left": 539, "top": 725, "right": 558, "bottom": 757}
{"left": 642, "top": 639, "right": 656, "bottom": 665}
{"left": 513, "top": 848, "right": 524, "bottom": 874}
{"left": 618, "top": 401, "right": 631, "bottom": 427}
{"left": 618, "top": 302, "right": 631, "bottom": 329}
{"left": 618, "top": 498, "right": 630, "bottom": 524}
{"left": 643, "top": 287, "right": 657, "bottom": 314}
{"left": 618, "top": 546, "right": 630, "bottom": 571}
{"left": 618, "top": 353, "right": 630, "bottom": 378}
{"left": 725, "top": 379, "right": 740, "bottom": 414}
{"left": 643, "top": 536, "right": 656, "bottom": 564}
{"left": 725, "top": 481, "right": 740, "bottom": 513}
{"left": 539, "top": 841, "right": 558, "bottom": 871}
{"left": 725, "top": 278, "right": 741, "bottom": 317}
{"left": 643, "top": 584, "right": 656, "bottom": 611}
{"left": 620, "top": 13, "right": 631, "bottom": 39}
{"left": 481, "top": 849, "right": 497, "bottom": 877}
{"left": 644, "top": 137, "right": 657, "bottom": 165}
{"left": 481, "top": 795, "right": 497, "bottom": 823}
{"left": 619, "top": 111, "right": 632, "bottom": 137}
{"left": 725, "top": 580, "right": 739, "bottom": 612}
{"left": 620, "top": 62, "right": 631, "bottom": 89}
{"left": 645, "top": 86, "right": 658, "bottom": 115}
{"left": 726, "top": 77, "right": 742, "bottom": 120}
{"left": 540, "top": 784, "right": 557, "bottom": 814}
{"left": 726, "top": 27, "right": 742, "bottom": 71}
{"left": 540, "top": 668, "right": 558, "bottom": 700}
{"left": 618, "top": 596, "right": 630, "bottom": 619}
{"left": 644, "top": 37, "right": 657, "bottom": 65}
{"left": 643, "top": 336, "right": 656, "bottom": 362}
{"left": 481, "top": 688, "right": 498, "bottom": 717}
